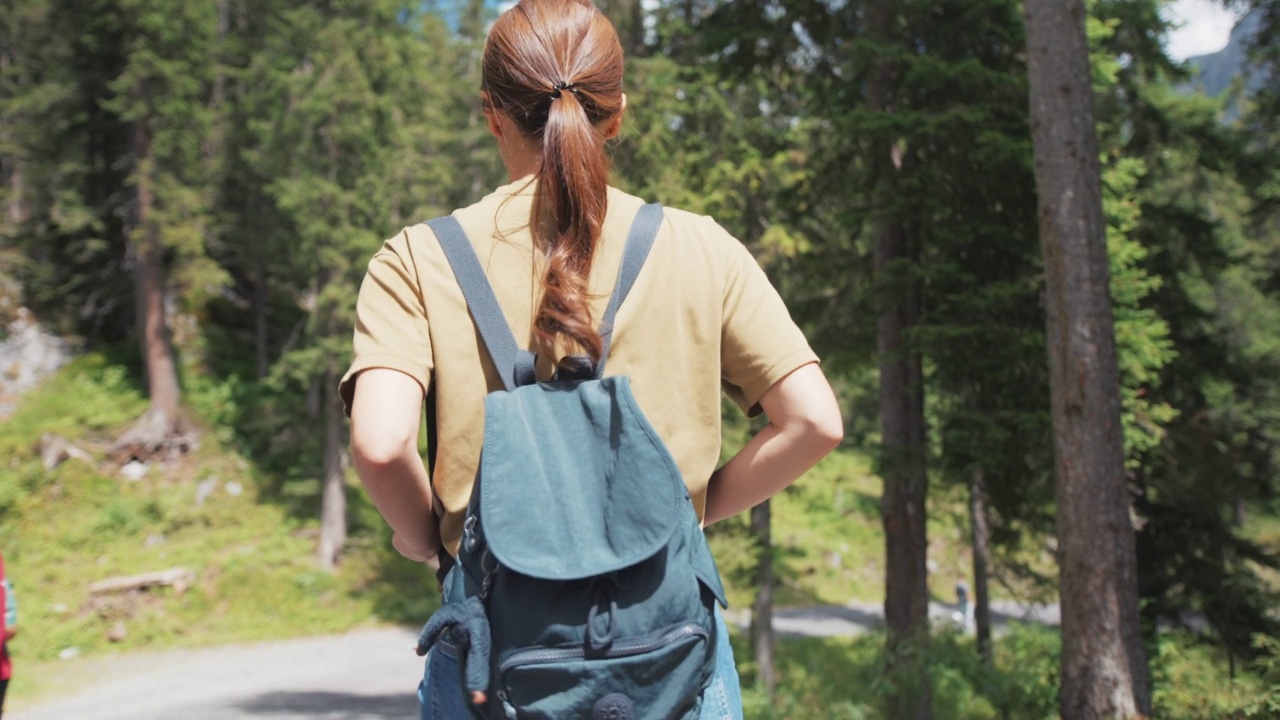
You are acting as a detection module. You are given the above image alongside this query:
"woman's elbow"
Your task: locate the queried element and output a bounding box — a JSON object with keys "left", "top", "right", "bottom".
{"left": 795, "top": 367, "right": 844, "bottom": 452}
{"left": 806, "top": 404, "right": 844, "bottom": 453}
{"left": 350, "top": 428, "right": 416, "bottom": 471}
{"left": 348, "top": 369, "right": 424, "bottom": 471}
{"left": 761, "top": 363, "right": 844, "bottom": 453}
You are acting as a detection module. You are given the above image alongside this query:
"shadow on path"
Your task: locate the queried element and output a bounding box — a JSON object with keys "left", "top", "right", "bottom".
{"left": 234, "top": 691, "right": 416, "bottom": 718}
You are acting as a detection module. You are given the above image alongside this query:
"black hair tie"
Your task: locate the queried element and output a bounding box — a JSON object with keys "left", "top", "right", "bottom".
{"left": 549, "top": 81, "right": 579, "bottom": 100}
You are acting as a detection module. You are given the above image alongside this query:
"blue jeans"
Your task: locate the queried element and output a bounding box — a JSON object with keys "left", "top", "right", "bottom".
{"left": 418, "top": 610, "right": 744, "bottom": 719}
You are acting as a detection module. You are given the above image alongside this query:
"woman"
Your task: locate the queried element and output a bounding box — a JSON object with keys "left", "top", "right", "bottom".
{"left": 342, "top": 0, "right": 842, "bottom": 716}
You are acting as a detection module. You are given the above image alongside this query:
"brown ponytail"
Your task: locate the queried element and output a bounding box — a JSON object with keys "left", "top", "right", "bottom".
{"left": 482, "top": 0, "right": 625, "bottom": 370}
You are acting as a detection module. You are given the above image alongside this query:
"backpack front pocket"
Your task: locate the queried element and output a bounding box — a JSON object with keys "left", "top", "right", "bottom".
{"left": 496, "top": 622, "right": 713, "bottom": 719}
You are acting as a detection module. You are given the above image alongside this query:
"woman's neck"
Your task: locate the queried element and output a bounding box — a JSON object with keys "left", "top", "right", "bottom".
{"left": 500, "top": 132, "right": 541, "bottom": 182}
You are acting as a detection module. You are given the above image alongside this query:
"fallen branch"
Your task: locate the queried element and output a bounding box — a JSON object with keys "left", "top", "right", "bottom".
{"left": 89, "top": 568, "right": 195, "bottom": 596}
{"left": 39, "top": 433, "right": 96, "bottom": 471}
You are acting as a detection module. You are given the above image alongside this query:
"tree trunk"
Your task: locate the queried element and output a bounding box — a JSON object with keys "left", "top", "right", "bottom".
{"left": 254, "top": 243, "right": 269, "bottom": 380}
{"left": 132, "top": 115, "right": 181, "bottom": 430}
{"left": 866, "top": 0, "right": 930, "bottom": 716}
{"left": 876, "top": 211, "right": 930, "bottom": 720}
{"left": 750, "top": 499, "right": 775, "bottom": 697}
{"left": 628, "top": 0, "right": 645, "bottom": 58}
{"left": 3, "top": 160, "right": 25, "bottom": 228}
{"left": 1023, "top": 0, "right": 1153, "bottom": 715}
{"left": 0, "top": 19, "right": 28, "bottom": 232}
{"left": 317, "top": 366, "right": 347, "bottom": 571}
{"left": 968, "top": 467, "right": 992, "bottom": 663}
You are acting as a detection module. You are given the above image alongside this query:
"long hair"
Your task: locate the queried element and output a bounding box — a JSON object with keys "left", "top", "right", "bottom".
{"left": 482, "top": 0, "right": 625, "bottom": 369}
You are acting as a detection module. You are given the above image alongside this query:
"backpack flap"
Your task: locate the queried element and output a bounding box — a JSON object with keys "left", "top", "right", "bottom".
{"left": 478, "top": 376, "right": 685, "bottom": 581}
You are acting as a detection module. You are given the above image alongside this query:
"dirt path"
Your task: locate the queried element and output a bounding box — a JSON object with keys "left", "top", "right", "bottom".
{"left": 10, "top": 602, "right": 1058, "bottom": 720}
{"left": 10, "top": 628, "right": 423, "bottom": 720}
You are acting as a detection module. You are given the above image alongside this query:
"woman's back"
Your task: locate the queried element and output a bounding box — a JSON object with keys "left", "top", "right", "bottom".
{"left": 342, "top": 178, "right": 817, "bottom": 554}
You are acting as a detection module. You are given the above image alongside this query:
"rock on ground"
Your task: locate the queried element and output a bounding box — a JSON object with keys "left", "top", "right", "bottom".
{"left": 0, "top": 308, "right": 71, "bottom": 419}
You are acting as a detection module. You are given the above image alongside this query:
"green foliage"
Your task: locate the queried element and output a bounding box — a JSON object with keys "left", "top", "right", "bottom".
{"left": 1101, "top": 154, "right": 1178, "bottom": 461}
{"left": 733, "top": 626, "right": 1059, "bottom": 720}
{"left": 729, "top": 625, "right": 1280, "bottom": 719}
{"left": 1150, "top": 632, "right": 1280, "bottom": 719}
{"left": 1085, "top": 0, "right": 1280, "bottom": 656}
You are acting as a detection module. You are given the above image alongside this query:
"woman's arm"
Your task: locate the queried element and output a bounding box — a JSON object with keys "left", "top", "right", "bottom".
{"left": 349, "top": 368, "right": 440, "bottom": 562}
{"left": 703, "top": 362, "right": 843, "bottom": 525}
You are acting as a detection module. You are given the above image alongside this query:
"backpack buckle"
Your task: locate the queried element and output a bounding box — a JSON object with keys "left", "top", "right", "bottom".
{"left": 585, "top": 589, "right": 618, "bottom": 655}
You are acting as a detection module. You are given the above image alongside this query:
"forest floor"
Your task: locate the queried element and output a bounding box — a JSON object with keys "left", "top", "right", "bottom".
{"left": 3, "top": 353, "right": 1268, "bottom": 719}
{"left": 8, "top": 601, "right": 1061, "bottom": 720}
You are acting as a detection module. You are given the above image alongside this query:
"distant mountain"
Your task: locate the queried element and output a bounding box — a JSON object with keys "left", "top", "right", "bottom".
{"left": 1184, "top": 11, "right": 1266, "bottom": 98}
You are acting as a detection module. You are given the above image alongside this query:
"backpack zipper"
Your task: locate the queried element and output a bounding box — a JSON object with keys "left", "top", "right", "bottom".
{"left": 498, "top": 622, "right": 708, "bottom": 675}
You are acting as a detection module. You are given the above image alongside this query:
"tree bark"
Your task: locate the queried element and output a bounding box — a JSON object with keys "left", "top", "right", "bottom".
{"left": 3, "top": 160, "right": 26, "bottom": 228}
{"left": 750, "top": 499, "right": 775, "bottom": 697}
{"left": 254, "top": 242, "right": 269, "bottom": 380}
{"left": 132, "top": 114, "right": 181, "bottom": 430}
{"left": 1, "top": 17, "right": 29, "bottom": 230}
{"left": 628, "top": 0, "right": 645, "bottom": 58}
{"left": 1023, "top": 0, "right": 1153, "bottom": 715}
{"left": 968, "top": 467, "right": 992, "bottom": 663}
{"left": 317, "top": 366, "right": 347, "bottom": 571}
{"left": 876, "top": 211, "right": 930, "bottom": 720}
{"left": 866, "top": 0, "right": 930, "bottom": 716}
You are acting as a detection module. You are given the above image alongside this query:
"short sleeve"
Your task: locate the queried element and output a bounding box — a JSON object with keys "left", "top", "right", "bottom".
{"left": 339, "top": 234, "right": 433, "bottom": 416}
{"left": 719, "top": 229, "right": 819, "bottom": 417}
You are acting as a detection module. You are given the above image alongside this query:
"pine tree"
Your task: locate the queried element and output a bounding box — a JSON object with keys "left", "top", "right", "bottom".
{"left": 104, "top": 0, "right": 221, "bottom": 454}
{"left": 1089, "top": 0, "right": 1280, "bottom": 660}
{"left": 235, "top": 0, "right": 494, "bottom": 570}
{"left": 1023, "top": 0, "right": 1152, "bottom": 714}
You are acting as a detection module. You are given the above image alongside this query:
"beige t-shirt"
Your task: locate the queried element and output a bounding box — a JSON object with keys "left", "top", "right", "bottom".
{"left": 340, "top": 179, "right": 818, "bottom": 555}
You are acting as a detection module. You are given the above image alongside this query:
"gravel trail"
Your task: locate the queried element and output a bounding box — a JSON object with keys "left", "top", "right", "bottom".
{"left": 11, "top": 627, "right": 424, "bottom": 720}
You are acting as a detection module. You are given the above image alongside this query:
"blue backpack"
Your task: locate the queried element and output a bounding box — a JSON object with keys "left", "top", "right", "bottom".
{"left": 415, "top": 204, "right": 728, "bottom": 719}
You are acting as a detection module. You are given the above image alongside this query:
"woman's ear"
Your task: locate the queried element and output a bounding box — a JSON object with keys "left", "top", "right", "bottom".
{"left": 484, "top": 110, "right": 505, "bottom": 140}
{"left": 482, "top": 92, "right": 505, "bottom": 139}
{"left": 602, "top": 93, "right": 627, "bottom": 139}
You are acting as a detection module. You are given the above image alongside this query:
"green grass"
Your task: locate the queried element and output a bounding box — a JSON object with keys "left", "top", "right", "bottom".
{"left": 708, "top": 436, "right": 1034, "bottom": 608}
{"left": 728, "top": 625, "right": 1277, "bottom": 720}
{"left": 731, "top": 625, "right": 1061, "bottom": 720}
{"left": 0, "top": 354, "right": 435, "bottom": 705}
{"left": 772, "top": 451, "right": 885, "bottom": 605}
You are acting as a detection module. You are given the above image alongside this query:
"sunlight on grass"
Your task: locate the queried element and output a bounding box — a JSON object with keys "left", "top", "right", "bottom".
{"left": 0, "top": 355, "right": 432, "bottom": 706}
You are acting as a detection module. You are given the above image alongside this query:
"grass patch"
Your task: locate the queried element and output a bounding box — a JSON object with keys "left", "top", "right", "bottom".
{"left": 708, "top": 443, "right": 1039, "bottom": 607}
{"left": 730, "top": 625, "right": 1278, "bottom": 719}
{"left": 0, "top": 355, "right": 435, "bottom": 706}
{"left": 733, "top": 625, "right": 1059, "bottom": 719}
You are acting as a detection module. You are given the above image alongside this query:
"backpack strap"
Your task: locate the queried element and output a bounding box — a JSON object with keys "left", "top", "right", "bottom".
{"left": 427, "top": 202, "right": 664, "bottom": 389}
{"left": 427, "top": 215, "right": 535, "bottom": 392}
{"left": 596, "top": 202, "right": 663, "bottom": 377}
